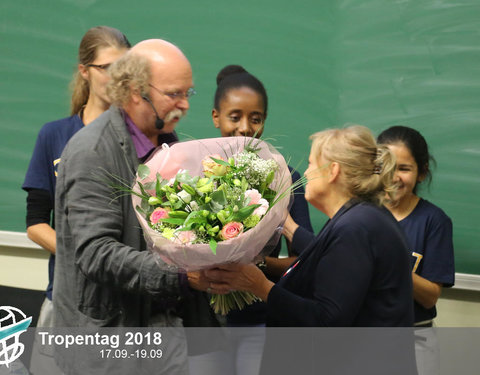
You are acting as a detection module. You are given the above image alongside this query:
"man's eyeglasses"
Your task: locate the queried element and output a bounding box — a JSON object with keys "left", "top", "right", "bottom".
{"left": 86, "top": 63, "right": 111, "bottom": 70}
{"left": 149, "top": 84, "right": 196, "bottom": 100}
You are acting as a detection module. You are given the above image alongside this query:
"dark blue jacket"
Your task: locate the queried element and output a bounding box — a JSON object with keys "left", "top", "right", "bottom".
{"left": 267, "top": 200, "right": 414, "bottom": 327}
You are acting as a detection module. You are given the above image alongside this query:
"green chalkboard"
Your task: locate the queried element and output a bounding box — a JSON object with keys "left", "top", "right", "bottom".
{"left": 1, "top": 0, "right": 479, "bottom": 274}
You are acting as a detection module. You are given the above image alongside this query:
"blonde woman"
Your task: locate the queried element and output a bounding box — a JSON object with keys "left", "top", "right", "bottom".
{"left": 206, "top": 125, "right": 414, "bottom": 327}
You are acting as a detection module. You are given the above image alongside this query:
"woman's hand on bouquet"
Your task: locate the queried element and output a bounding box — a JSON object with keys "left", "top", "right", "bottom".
{"left": 282, "top": 213, "right": 299, "bottom": 242}
{"left": 204, "top": 263, "right": 275, "bottom": 302}
{"left": 187, "top": 271, "right": 217, "bottom": 294}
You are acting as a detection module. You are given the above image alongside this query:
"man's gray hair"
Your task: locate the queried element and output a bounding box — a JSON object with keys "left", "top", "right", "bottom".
{"left": 106, "top": 53, "right": 151, "bottom": 107}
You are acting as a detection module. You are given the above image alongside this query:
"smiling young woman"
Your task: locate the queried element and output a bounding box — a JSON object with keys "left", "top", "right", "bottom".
{"left": 378, "top": 125, "right": 455, "bottom": 375}
{"left": 193, "top": 65, "right": 314, "bottom": 375}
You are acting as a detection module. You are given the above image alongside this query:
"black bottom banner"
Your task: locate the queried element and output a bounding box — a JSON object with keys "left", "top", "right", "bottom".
{"left": 1, "top": 327, "right": 478, "bottom": 375}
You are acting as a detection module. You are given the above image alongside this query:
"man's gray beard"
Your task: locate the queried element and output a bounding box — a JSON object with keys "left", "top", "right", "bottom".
{"left": 164, "top": 108, "right": 185, "bottom": 123}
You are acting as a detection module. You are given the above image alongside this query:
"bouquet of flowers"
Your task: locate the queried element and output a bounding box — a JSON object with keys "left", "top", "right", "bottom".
{"left": 130, "top": 137, "right": 292, "bottom": 314}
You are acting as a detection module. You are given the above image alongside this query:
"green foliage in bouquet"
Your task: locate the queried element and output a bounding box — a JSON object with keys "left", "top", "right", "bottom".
{"left": 132, "top": 148, "right": 280, "bottom": 255}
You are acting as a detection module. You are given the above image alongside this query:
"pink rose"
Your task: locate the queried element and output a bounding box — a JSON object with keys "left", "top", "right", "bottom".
{"left": 244, "top": 189, "right": 262, "bottom": 205}
{"left": 253, "top": 198, "right": 269, "bottom": 217}
{"left": 220, "top": 222, "right": 244, "bottom": 240}
{"left": 173, "top": 230, "right": 197, "bottom": 244}
{"left": 150, "top": 207, "right": 169, "bottom": 224}
{"left": 245, "top": 189, "right": 269, "bottom": 217}
{"left": 202, "top": 154, "right": 228, "bottom": 177}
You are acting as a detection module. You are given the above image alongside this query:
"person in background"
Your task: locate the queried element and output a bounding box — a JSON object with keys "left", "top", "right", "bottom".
{"left": 52, "top": 39, "right": 217, "bottom": 375}
{"left": 194, "top": 65, "right": 313, "bottom": 375}
{"left": 22, "top": 25, "right": 130, "bottom": 374}
{"left": 377, "top": 125, "right": 455, "bottom": 375}
{"left": 212, "top": 65, "right": 314, "bottom": 280}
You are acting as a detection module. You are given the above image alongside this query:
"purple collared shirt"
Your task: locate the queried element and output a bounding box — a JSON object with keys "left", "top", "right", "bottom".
{"left": 125, "top": 113, "right": 156, "bottom": 159}
{"left": 124, "top": 112, "right": 178, "bottom": 160}
{"left": 124, "top": 111, "right": 186, "bottom": 296}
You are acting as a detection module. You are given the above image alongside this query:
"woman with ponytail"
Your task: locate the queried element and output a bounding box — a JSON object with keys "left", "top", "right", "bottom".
{"left": 193, "top": 64, "right": 314, "bottom": 375}
{"left": 22, "top": 26, "right": 130, "bottom": 334}
{"left": 206, "top": 125, "right": 414, "bottom": 327}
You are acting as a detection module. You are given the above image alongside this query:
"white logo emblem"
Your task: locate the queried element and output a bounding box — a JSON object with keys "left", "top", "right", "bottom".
{"left": 0, "top": 306, "right": 32, "bottom": 367}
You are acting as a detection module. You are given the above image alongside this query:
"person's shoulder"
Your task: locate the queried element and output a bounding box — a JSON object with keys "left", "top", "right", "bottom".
{"left": 38, "top": 115, "right": 83, "bottom": 136}
{"left": 70, "top": 108, "right": 114, "bottom": 137}
{"left": 287, "top": 166, "right": 302, "bottom": 182}
{"left": 415, "top": 198, "right": 452, "bottom": 224}
{"left": 345, "top": 201, "right": 388, "bottom": 220}
{"left": 325, "top": 203, "right": 380, "bottom": 249}
{"left": 414, "top": 198, "right": 450, "bottom": 219}
{"left": 336, "top": 201, "right": 397, "bottom": 231}
{"left": 63, "top": 108, "right": 121, "bottom": 154}
{"left": 42, "top": 114, "right": 83, "bottom": 129}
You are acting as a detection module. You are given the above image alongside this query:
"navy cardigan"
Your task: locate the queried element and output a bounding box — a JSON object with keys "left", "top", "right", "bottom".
{"left": 266, "top": 200, "right": 414, "bottom": 327}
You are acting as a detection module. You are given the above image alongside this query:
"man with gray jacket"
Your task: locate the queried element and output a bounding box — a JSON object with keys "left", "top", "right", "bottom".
{"left": 53, "top": 39, "right": 216, "bottom": 374}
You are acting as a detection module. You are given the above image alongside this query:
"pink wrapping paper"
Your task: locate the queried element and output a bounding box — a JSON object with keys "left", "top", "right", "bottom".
{"left": 132, "top": 136, "right": 292, "bottom": 272}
